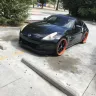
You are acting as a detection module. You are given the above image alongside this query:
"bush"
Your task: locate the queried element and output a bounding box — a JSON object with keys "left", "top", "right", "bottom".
{"left": 0, "top": 17, "right": 8, "bottom": 25}
{"left": 0, "top": 0, "right": 32, "bottom": 26}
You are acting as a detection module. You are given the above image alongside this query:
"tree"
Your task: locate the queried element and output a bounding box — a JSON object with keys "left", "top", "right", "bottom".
{"left": 32, "top": 0, "right": 37, "bottom": 8}
{"left": 39, "top": 0, "right": 46, "bottom": 8}
{"left": 0, "top": 0, "right": 32, "bottom": 26}
{"left": 56, "top": 0, "right": 60, "bottom": 10}
{"left": 62, "top": 0, "right": 96, "bottom": 20}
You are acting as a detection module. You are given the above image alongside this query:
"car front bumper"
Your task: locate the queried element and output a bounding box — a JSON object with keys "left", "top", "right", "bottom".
{"left": 19, "top": 34, "right": 58, "bottom": 54}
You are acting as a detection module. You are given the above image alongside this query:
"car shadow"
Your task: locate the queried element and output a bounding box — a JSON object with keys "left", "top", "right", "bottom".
{"left": 0, "top": 33, "right": 83, "bottom": 74}
{"left": 10, "top": 37, "right": 51, "bottom": 57}
{"left": 9, "top": 35, "right": 84, "bottom": 58}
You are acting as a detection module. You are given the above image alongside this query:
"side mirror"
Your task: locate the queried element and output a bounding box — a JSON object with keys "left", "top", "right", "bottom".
{"left": 43, "top": 17, "right": 46, "bottom": 21}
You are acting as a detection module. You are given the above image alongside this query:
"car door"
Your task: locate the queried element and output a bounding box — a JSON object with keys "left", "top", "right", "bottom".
{"left": 68, "top": 20, "right": 83, "bottom": 46}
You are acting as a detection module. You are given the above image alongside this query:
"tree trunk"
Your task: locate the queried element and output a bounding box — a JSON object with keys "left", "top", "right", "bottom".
{"left": 41, "top": 3, "right": 43, "bottom": 8}
{"left": 32, "top": 0, "right": 34, "bottom": 8}
{"left": 54, "top": 1, "right": 55, "bottom": 9}
{"left": 56, "top": 0, "right": 59, "bottom": 10}
{"left": 33, "top": 4, "right": 34, "bottom": 8}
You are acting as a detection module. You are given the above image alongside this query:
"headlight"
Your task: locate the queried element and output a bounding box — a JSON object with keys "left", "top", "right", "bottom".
{"left": 20, "top": 24, "right": 27, "bottom": 31}
{"left": 42, "top": 32, "right": 60, "bottom": 40}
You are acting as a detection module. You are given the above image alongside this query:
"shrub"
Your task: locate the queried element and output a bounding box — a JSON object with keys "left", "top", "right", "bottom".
{"left": 0, "top": 0, "right": 32, "bottom": 26}
{"left": 0, "top": 17, "right": 7, "bottom": 25}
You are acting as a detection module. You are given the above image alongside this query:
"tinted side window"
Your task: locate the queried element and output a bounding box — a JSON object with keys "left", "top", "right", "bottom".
{"left": 73, "top": 20, "right": 83, "bottom": 34}
{"left": 82, "top": 22, "right": 89, "bottom": 32}
{"left": 75, "top": 20, "right": 83, "bottom": 26}
{"left": 47, "top": 16, "right": 57, "bottom": 23}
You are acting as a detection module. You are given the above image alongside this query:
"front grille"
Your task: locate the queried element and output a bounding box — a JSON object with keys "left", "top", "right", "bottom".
{"left": 21, "top": 37, "right": 38, "bottom": 49}
{"left": 21, "top": 34, "right": 41, "bottom": 44}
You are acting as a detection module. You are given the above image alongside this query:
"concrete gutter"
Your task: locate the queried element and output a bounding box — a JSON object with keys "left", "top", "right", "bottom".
{"left": 22, "top": 58, "right": 79, "bottom": 96}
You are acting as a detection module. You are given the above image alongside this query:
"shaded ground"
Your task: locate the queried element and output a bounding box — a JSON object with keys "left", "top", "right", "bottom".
{"left": 47, "top": 56, "right": 80, "bottom": 73}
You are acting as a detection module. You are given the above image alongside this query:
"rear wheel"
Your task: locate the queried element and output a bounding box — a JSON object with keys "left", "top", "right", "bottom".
{"left": 82, "top": 32, "right": 88, "bottom": 43}
{"left": 55, "top": 38, "right": 67, "bottom": 56}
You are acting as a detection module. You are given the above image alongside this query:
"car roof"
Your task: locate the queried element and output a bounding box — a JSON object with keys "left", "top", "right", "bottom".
{"left": 53, "top": 14, "right": 76, "bottom": 20}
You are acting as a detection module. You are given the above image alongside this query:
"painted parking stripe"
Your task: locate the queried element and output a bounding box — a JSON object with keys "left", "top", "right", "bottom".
{"left": 0, "top": 56, "right": 8, "bottom": 60}
{"left": 13, "top": 51, "right": 24, "bottom": 56}
{"left": 0, "top": 51, "right": 24, "bottom": 61}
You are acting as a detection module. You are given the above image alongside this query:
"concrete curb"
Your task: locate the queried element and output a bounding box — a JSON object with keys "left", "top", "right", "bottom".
{"left": 22, "top": 58, "right": 79, "bottom": 96}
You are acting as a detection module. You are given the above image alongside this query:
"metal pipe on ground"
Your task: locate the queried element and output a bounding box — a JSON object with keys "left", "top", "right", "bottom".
{"left": 22, "top": 58, "right": 79, "bottom": 96}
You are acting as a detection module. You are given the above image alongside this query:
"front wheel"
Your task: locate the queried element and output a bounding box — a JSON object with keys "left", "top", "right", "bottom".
{"left": 55, "top": 38, "right": 67, "bottom": 56}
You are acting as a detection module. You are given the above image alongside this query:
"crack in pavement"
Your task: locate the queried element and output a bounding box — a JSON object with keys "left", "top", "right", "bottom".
{"left": 0, "top": 77, "right": 22, "bottom": 89}
{"left": 82, "top": 73, "right": 96, "bottom": 96}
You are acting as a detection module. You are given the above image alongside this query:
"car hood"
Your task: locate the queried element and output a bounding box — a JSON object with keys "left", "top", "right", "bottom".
{"left": 22, "top": 21, "right": 68, "bottom": 39}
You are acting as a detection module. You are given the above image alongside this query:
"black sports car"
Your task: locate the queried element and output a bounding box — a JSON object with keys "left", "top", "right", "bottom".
{"left": 19, "top": 14, "right": 89, "bottom": 56}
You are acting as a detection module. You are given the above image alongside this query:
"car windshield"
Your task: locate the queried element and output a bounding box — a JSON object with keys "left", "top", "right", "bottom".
{"left": 45, "top": 16, "right": 75, "bottom": 28}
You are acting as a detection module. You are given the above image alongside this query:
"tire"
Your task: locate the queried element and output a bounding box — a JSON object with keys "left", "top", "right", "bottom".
{"left": 55, "top": 38, "right": 67, "bottom": 56}
{"left": 81, "top": 32, "right": 88, "bottom": 43}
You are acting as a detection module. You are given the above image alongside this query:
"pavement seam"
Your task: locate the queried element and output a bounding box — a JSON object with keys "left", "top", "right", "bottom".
{"left": 0, "top": 77, "right": 22, "bottom": 89}
{"left": 82, "top": 73, "right": 96, "bottom": 96}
